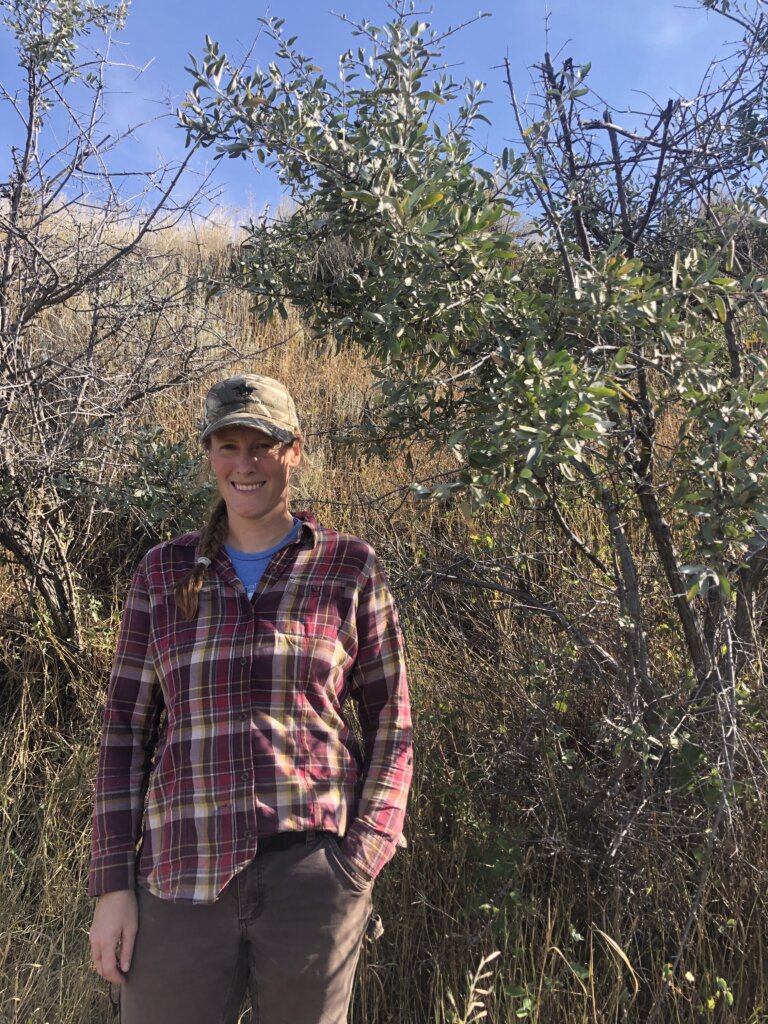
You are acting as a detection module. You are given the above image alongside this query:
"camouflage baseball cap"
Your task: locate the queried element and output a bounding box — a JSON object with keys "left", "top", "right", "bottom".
{"left": 200, "top": 375, "right": 301, "bottom": 444}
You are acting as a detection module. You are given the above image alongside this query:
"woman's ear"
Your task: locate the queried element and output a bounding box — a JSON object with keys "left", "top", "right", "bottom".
{"left": 288, "top": 438, "right": 303, "bottom": 469}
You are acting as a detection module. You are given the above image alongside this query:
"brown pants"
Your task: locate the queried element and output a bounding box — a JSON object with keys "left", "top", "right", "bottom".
{"left": 120, "top": 832, "right": 373, "bottom": 1024}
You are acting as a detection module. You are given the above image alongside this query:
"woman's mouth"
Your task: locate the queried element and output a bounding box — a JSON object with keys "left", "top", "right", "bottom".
{"left": 231, "top": 481, "right": 265, "bottom": 492}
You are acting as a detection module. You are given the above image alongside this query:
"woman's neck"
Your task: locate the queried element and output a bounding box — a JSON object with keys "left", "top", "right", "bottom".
{"left": 224, "top": 511, "right": 296, "bottom": 554}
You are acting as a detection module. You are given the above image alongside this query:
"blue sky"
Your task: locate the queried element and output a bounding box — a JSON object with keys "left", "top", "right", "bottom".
{"left": 0, "top": 1, "right": 739, "bottom": 215}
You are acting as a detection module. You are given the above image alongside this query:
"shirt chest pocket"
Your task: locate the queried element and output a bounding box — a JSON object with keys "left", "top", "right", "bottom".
{"left": 154, "top": 581, "right": 223, "bottom": 647}
{"left": 270, "top": 580, "right": 352, "bottom": 642}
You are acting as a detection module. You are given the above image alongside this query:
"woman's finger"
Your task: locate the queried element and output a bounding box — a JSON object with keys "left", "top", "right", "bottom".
{"left": 91, "top": 933, "right": 125, "bottom": 985}
{"left": 118, "top": 921, "right": 137, "bottom": 975}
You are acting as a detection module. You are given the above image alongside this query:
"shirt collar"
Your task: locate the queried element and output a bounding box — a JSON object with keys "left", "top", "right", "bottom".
{"left": 188, "top": 510, "right": 318, "bottom": 583}
{"left": 293, "top": 510, "right": 317, "bottom": 546}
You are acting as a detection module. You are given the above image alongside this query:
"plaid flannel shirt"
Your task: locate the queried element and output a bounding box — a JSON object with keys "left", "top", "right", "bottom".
{"left": 89, "top": 514, "right": 412, "bottom": 904}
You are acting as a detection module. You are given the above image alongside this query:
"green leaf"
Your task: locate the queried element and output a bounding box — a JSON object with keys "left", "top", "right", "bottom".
{"left": 403, "top": 182, "right": 427, "bottom": 213}
{"left": 417, "top": 91, "right": 446, "bottom": 104}
{"left": 340, "top": 189, "right": 378, "bottom": 207}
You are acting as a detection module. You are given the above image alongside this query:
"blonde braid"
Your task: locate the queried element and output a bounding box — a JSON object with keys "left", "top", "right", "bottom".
{"left": 174, "top": 498, "right": 229, "bottom": 620}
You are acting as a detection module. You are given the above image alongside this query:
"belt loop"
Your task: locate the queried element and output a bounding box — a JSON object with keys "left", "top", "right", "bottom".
{"left": 306, "top": 829, "right": 316, "bottom": 845}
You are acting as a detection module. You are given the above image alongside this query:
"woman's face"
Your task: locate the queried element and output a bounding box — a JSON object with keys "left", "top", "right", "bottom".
{"left": 207, "top": 425, "right": 302, "bottom": 530}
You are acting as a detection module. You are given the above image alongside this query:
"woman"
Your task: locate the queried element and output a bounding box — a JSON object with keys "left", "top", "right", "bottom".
{"left": 88, "top": 374, "right": 413, "bottom": 1024}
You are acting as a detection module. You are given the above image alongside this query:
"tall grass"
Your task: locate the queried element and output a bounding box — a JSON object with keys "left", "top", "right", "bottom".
{"left": 1, "top": 222, "right": 766, "bottom": 1024}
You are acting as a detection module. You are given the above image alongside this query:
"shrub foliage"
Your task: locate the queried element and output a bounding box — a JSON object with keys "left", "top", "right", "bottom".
{"left": 1, "top": 1, "right": 768, "bottom": 1021}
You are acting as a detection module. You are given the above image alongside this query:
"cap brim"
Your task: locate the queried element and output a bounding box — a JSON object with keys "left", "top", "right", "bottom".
{"left": 200, "top": 414, "right": 295, "bottom": 444}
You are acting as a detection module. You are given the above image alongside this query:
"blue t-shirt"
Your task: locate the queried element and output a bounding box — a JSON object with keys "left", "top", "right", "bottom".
{"left": 224, "top": 518, "right": 302, "bottom": 598}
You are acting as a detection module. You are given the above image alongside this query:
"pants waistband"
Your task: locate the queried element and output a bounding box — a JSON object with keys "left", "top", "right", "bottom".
{"left": 256, "top": 829, "right": 323, "bottom": 855}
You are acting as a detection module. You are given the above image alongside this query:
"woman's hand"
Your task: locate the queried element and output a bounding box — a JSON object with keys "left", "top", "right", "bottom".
{"left": 89, "top": 889, "right": 138, "bottom": 984}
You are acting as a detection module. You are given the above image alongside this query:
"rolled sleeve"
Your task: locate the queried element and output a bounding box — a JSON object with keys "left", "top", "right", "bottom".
{"left": 88, "top": 562, "right": 163, "bottom": 896}
{"left": 340, "top": 556, "right": 413, "bottom": 880}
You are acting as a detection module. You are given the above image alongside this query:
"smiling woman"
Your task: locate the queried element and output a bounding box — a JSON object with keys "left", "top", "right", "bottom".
{"left": 206, "top": 424, "right": 301, "bottom": 552}
{"left": 87, "top": 374, "right": 413, "bottom": 1024}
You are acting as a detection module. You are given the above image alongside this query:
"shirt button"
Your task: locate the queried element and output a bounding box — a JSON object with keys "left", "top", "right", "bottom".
{"left": 240, "top": 771, "right": 250, "bottom": 781}
{"left": 240, "top": 657, "right": 248, "bottom": 665}
{"left": 244, "top": 830, "right": 253, "bottom": 839}
{"left": 239, "top": 712, "right": 248, "bottom": 721}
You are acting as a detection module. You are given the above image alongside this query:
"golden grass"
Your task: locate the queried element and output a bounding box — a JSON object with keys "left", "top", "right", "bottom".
{"left": 1, "top": 219, "right": 767, "bottom": 1024}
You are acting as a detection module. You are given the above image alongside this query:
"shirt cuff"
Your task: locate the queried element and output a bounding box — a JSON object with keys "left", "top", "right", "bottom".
{"left": 88, "top": 851, "right": 137, "bottom": 897}
{"left": 339, "top": 820, "right": 402, "bottom": 880}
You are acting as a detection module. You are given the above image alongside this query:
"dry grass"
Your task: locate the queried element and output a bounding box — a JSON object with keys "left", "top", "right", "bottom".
{"left": 1, "top": 221, "right": 767, "bottom": 1024}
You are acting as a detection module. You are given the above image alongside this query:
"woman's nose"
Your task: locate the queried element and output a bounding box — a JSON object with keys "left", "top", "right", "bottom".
{"left": 237, "top": 450, "right": 260, "bottom": 469}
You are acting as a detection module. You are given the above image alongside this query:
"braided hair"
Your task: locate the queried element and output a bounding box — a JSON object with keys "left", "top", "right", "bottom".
{"left": 174, "top": 497, "right": 229, "bottom": 620}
